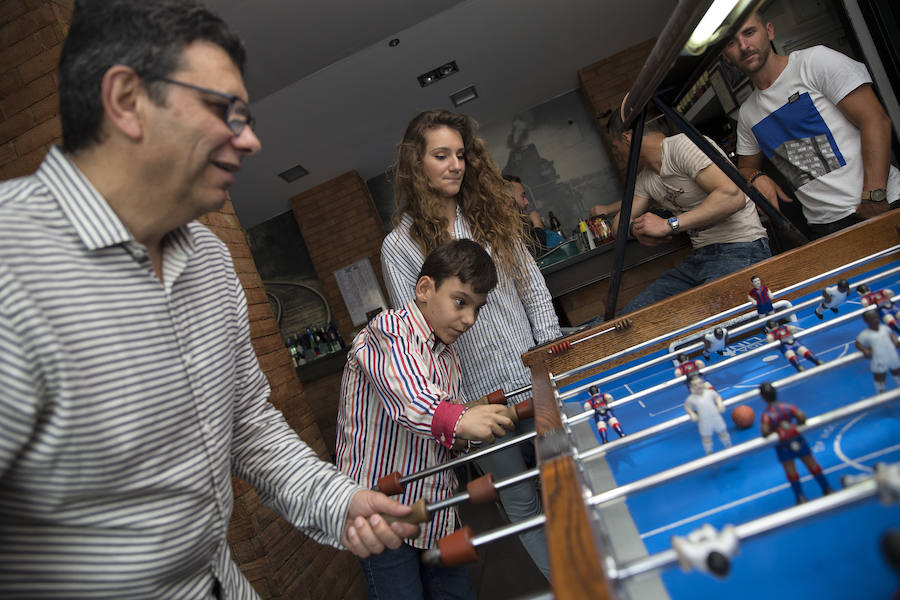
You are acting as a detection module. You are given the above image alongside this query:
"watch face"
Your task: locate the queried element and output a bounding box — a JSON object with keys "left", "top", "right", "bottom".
{"left": 870, "top": 188, "right": 887, "bottom": 202}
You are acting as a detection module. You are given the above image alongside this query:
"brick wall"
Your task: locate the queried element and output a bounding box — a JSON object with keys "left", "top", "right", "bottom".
{"left": 289, "top": 171, "right": 387, "bottom": 345}
{"left": 578, "top": 37, "right": 656, "bottom": 181}
{"left": 0, "top": 0, "right": 71, "bottom": 180}
{"left": 199, "top": 203, "right": 366, "bottom": 600}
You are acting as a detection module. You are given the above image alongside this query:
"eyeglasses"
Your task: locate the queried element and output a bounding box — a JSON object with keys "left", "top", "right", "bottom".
{"left": 159, "top": 77, "right": 255, "bottom": 135}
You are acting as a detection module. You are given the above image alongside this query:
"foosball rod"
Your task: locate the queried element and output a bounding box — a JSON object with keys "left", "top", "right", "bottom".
{"left": 544, "top": 318, "right": 633, "bottom": 355}
{"left": 481, "top": 259, "right": 899, "bottom": 407}
{"left": 557, "top": 300, "right": 803, "bottom": 402}
{"left": 374, "top": 428, "right": 536, "bottom": 495}
{"left": 585, "top": 390, "right": 899, "bottom": 510}
{"left": 567, "top": 299, "right": 893, "bottom": 425}
{"left": 612, "top": 471, "right": 886, "bottom": 581}
{"left": 422, "top": 389, "right": 899, "bottom": 568}
{"left": 394, "top": 352, "right": 866, "bottom": 521}
{"left": 552, "top": 245, "right": 900, "bottom": 383}
{"left": 403, "top": 350, "right": 865, "bottom": 521}
{"left": 574, "top": 350, "right": 864, "bottom": 463}
{"left": 384, "top": 467, "right": 542, "bottom": 525}
{"left": 559, "top": 261, "right": 900, "bottom": 402}
{"left": 558, "top": 262, "right": 900, "bottom": 401}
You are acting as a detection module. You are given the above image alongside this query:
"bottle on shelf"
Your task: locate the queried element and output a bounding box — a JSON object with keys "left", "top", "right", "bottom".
{"left": 579, "top": 220, "right": 595, "bottom": 250}
{"left": 327, "top": 322, "right": 345, "bottom": 352}
{"left": 548, "top": 212, "right": 563, "bottom": 237}
{"left": 304, "top": 327, "right": 317, "bottom": 360}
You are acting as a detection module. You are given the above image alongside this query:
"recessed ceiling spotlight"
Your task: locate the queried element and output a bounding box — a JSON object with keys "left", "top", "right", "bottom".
{"left": 388, "top": 38, "right": 400, "bottom": 47}
{"left": 417, "top": 60, "right": 458, "bottom": 88}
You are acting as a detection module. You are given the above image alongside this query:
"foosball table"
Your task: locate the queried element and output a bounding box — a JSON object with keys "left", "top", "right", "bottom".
{"left": 515, "top": 210, "right": 900, "bottom": 599}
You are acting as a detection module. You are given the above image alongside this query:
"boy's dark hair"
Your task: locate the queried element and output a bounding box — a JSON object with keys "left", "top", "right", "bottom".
{"left": 418, "top": 239, "right": 498, "bottom": 295}
{"left": 59, "top": 0, "right": 246, "bottom": 153}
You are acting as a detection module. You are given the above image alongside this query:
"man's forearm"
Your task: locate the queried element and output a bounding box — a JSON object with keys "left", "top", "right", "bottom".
{"left": 860, "top": 113, "right": 892, "bottom": 192}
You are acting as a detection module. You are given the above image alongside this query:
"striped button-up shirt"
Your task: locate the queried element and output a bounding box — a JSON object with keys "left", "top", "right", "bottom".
{"left": 0, "top": 147, "right": 362, "bottom": 599}
{"left": 336, "top": 300, "right": 466, "bottom": 548}
{"left": 381, "top": 210, "right": 561, "bottom": 402}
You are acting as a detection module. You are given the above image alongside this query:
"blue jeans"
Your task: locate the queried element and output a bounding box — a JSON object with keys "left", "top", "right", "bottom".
{"left": 360, "top": 542, "right": 475, "bottom": 600}
{"left": 622, "top": 238, "right": 770, "bottom": 314}
{"left": 474, "top": 417, "right": 551, "bottom": 580}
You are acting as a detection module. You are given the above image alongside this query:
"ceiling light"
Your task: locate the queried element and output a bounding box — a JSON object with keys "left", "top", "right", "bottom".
{"left": 417, "top": 61, "right": 459, "bottom": 88}
{"left": 450, "top": 85, "right": 478, "bottom": 107}
{"left": 388, "top": 38, "right": 400, "bottom": 47}
{"left": 685, "top": 0, "right": 753, "bottom": 55}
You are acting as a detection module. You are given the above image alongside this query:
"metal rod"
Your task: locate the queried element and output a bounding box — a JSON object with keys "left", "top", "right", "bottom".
{"left": 397, "top": 430, "right": 536, "bottom": 487}
{"left": 585, "top": 390, "right": 899, "bottom": 508}
{"left": 470, "top": 513, "right": 548, "bottom": 548}
{"left": 574, "top": 351, "right": 863, "bottom": 462}
{"left": 652, "top": 95, "right": 807, "bottom": 245}
{"left": 427, "top": 467, "right": 540, "bottom": 513}
{"left": 553, "top": 245, "right": 900, "bottom": 383}
{"left": 614, "top": 477, "right": 878, "bottom": 580}
{"left": 604, "top": 107, "right": 647, "bottom": 321}
{"left": 562, "top": 287, "right": 900, "bottom": 423}
{"left": 620, "top": 0, "right": 714, "bottom": 128}
{"left": 429, "top": 388, "right": 894, "bottom": 563}
{"left": 429, "top": 385, "right": 896, "bottom": 563}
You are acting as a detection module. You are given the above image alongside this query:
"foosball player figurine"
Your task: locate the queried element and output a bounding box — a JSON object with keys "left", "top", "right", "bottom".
{"left": 584, "top": 385, "right": 625, "bottom": 443}
{"left": 855, "top": 309, "right": 900, "bottom": 393}
{"left": 748, "top": 275, "right": 774, "bottom": 318}
{"left": 814, "top": 279, "right": 850, "bottom": 319}
{"left": 759, "top": 382, "right": 832, "bottom": 505}
{"left": 765, "top": 320, "right": 824, "bottom": 372}
{"left": 857, "top": 284, "right": 900, "bottom": 334}
{"left": 702, "top": 327, "right": 728, "bottom": 360}
{"left": 684, "top": 375, "right": 732, "bottom": 455}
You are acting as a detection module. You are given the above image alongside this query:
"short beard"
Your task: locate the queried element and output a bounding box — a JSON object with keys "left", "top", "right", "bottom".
{"left": 740, "top": 43, "right": 771, "bottom": 74}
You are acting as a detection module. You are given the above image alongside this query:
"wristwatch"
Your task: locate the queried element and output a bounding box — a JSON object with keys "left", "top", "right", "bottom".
{"left": 667, "top": 216, "right": 680, "bottom": 233}
{"left": 862, "top": 188, "right": 887, "bottom": 202}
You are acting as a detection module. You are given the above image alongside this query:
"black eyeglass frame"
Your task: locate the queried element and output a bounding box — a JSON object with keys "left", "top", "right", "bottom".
{"left": 158, "top": 77, "right": 255, "bottom": 135}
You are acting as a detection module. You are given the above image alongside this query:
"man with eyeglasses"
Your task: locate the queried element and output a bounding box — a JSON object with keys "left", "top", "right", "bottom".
{"left": 0, "top": 1, "right": 417, "bottom": 597}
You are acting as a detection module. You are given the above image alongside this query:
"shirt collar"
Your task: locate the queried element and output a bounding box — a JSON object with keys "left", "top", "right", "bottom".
{"left": 404, "top": 298, "right": 449, "bottom": 354}
{"left": 36, "top": 146, "right": 196, "bottom": 253}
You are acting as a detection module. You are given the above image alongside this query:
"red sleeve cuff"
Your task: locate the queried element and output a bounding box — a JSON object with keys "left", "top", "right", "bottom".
{"left": 432, "top": 402, "right": 466, "bottom": 449}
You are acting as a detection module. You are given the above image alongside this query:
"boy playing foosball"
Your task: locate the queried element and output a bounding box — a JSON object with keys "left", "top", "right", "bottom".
{"left": 336, "top": 239, "right": 513, "bottom": 598}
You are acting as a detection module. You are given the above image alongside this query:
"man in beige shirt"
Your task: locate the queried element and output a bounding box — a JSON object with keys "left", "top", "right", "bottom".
{"left": 606, "top": 108, "right": 770, "bottom": 313}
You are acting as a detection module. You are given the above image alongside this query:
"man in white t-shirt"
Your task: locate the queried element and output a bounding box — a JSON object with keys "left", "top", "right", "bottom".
{"left": 606, "top": 106, "right": 770, "bottom": 313}
{"left": 723, "top": 12, "right": 899, "bottom": 238}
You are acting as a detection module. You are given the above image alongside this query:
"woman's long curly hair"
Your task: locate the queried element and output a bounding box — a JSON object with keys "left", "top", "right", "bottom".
{"left": 392, "top": 109, "right": 529, "bottom": 279}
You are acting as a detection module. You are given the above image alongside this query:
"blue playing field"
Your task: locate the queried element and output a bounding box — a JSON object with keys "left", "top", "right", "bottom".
{"left": 561, "top": 264, "right": 900, "bottom": 599}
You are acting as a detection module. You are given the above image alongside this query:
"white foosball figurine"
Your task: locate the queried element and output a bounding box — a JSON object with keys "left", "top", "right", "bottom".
{"left": 814, "top": 279, "right": 850, "bottom": 319}
{"left": 702, "top": 327, "right": 727, "bottom": 360}
{"left": 875, "top": 462, "right": 900, "bottom": 505}
{"left": 671, "top": 523, "right": 739, "bottom": 577}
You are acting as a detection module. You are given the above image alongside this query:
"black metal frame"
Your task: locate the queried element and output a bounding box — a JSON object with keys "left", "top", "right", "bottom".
{"left": 601, "top": 95, "right": 808, "bottom": 321}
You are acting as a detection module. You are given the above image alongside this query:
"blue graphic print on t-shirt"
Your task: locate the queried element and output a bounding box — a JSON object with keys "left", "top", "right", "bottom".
{"left": 750, "top": 92, "right": 847, "bottom": 189}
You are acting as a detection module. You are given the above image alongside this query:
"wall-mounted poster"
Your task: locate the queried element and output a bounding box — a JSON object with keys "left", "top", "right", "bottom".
{"left": 333, "top": 258, "right": 387, "bottom": 326}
